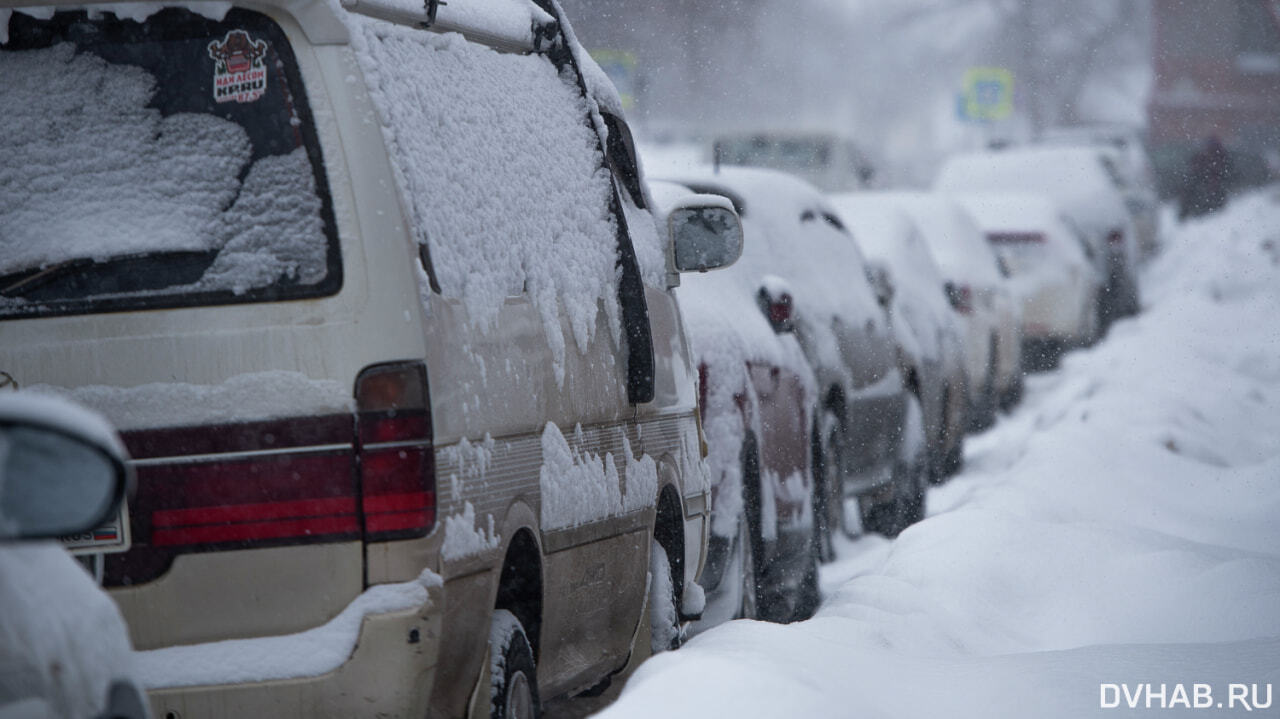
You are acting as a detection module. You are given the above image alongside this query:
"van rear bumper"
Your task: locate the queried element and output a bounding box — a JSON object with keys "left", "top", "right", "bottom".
{"left": 147, "top": 598, "right": 442, "bottom": 718}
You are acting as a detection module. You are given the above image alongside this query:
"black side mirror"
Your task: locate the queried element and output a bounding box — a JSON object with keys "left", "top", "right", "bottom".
{"left": 0, "top": 394, "right": 130, "bottom": 542}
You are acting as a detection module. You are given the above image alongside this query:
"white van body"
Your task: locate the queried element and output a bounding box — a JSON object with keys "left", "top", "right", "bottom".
{"left": 0, "top": 0, "right": 711, "bottom": 715}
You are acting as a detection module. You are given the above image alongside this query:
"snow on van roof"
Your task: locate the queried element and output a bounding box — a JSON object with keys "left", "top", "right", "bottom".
{"left": 0, "top": 3, "right": 231, "bottom": 43}
{"left": 934, "top": 147, "right": 1128, "bottom": 233}
{"left": 873, "top": 191, "right": 1003, "bottom": 287}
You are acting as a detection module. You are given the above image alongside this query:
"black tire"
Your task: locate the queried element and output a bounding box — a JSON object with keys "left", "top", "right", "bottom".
{"left": 791, "top": 538, "right": 822, "bottom": 622}
{"left": 810, "top": 408, "right": 838, "bottom": 562}
{"left": 736, "top": 516, "right": 758, "bottom": 620}
{"left": 648, "top": 538, "right": 683, "bottom": 653}
{"left": 490, "top": 609, "right": 539, "bottom": 719}
{"left": 879, "top": 392, "right": 928, "bottom": 537}
{"left": 738, "top": 434, "right": 763, "bottom": 620}
{"left": 968, "top": 336, "right": 999, "bottom": 432}
{"left": 940, "top": 439, "right": 964, "bottom": 479}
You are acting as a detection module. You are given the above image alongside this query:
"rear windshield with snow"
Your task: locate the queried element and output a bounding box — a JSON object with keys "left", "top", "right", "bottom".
{"left": 0, "top": 7, "right": 339, "bottom": 320}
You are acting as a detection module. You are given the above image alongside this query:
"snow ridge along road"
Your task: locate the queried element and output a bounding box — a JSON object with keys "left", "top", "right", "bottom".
{"left": 595, "top": 189, "right": 1280, "bottom": 718}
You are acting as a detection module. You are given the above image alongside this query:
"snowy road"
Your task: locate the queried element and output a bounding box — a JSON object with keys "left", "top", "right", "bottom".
{"left": 595, "top": 190, "right": 1280, "bottom": 718}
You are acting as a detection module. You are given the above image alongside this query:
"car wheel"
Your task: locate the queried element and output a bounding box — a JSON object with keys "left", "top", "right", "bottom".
{"left": 969, "top": 336, "right": 999, "bottom": 431}
{"left": 892, "top": 393, "right": 928, "bottom": 534}
{"left": 736, "top": 516, "right": 758, "bottom": 620}
{"left": 490, "top": 609, "right": 539, "bottom": 719}
{"left": 648, "top": 539, "right": 683, "bottom": 653}
{"left": 810, "top": 407, "right": 840, "bottom": 560}
{"left": 998, "top": 371, "right": 1024, "bottom": 411}
{"left": 738, "top": 434, "right": 763, "bottom": 620}
{"left": 791, "top": 534, "right": 822, "bottom": 621}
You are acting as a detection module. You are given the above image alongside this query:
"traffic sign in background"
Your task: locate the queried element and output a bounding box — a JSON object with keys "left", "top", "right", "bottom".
{"left": 958, "top": 67, "right": 1014, "bottom": 122}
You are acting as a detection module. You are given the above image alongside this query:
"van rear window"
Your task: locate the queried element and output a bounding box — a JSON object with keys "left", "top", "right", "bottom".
{"left": 0, "top": 7, "right": 340, "bottom": 320}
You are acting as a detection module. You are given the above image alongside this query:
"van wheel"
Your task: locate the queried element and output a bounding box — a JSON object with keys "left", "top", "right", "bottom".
{"left": 648, "top": 539, "right": 683, "bottom": 653}
{"left": 490, "top": 609, "right": 539, "bottom": 719}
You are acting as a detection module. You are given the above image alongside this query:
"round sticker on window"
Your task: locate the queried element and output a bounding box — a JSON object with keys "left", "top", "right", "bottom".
{"left": 208, "top": 30, "right": 269, "bottom": 104}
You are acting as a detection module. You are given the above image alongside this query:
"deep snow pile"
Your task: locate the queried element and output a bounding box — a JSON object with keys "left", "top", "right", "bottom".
{"left": 597, "top": 189, "right": 1280, "bottom": 718}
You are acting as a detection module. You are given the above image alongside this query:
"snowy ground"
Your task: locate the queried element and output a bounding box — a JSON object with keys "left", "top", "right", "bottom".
{"left": 595, "top": 188, "right": 1280, "bottom": 718}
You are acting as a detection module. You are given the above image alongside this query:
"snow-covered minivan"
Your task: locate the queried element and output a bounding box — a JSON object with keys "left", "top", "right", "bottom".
{"left": 0, "top": 0, "right": 738, "bottom": 715}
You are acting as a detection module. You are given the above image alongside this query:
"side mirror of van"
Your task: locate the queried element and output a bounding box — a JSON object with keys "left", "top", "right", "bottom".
{"left": 0, "top": 394, "right": 129, "bottom": 542}
{"left": 668, "top": 196, "right": 744, "bottom": 273}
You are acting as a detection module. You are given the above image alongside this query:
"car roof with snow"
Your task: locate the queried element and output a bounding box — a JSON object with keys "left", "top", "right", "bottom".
{"left": 656, "top": 166, "right": 883, "bottom": 332}
{"left": 873, "top": 191, "right": 1003, "bottom": 287}
{"left": 934, "top": 146, "right": 1130, "bottom": 233}
{"left": 828, "top": 193, "right": 953, "bottom": 321}
{"left": 649, "top": 179, "right": 813, "bottom": 380}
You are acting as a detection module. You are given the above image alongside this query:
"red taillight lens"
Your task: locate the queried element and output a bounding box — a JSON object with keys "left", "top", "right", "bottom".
{"left": 355, "top": 362, "right": 436, "bottom": 542}
{"left": 946, "top": 282, "right": 973, "bottom": 314}
{"left": 143, "top": 451, "right": 358, "bottom": 548}
{"left": 1107, "top": 228, "right": 1124, "bottom": 245}
{"left": 769, "top": 297, "right": 792, "bottom": 326}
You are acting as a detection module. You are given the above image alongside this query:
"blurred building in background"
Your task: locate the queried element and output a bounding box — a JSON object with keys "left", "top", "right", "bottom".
{"left": 1148, "top": 0, "right": 1280, "bottom": 195}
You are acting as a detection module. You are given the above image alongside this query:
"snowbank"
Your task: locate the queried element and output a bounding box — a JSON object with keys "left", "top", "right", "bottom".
{"left": 597, "top": 189, "right": 1280, "bottom": 717}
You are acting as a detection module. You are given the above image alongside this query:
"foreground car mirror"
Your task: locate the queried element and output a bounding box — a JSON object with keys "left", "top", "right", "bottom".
{"left": 0, "top": 394, "right": 129, "bottom": 541}
{"left": 669, "top": 196, "right": 744, "bottom": 273}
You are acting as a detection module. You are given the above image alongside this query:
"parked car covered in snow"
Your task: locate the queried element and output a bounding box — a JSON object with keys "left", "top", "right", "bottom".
{"left": 711, "top": 131, "right": 877, "bottom": 192}
{"left": 0, "top": 1, "right": 739, "bottom": 716}
{"left": 659, "top": 167, "right": 923, "bottom": 544}
{"left": 935, "top": 146, "right": 1142, "bottom": 326}
{"left": 956, "top": 193, "right": 1104, "bottom": 369}
{"left": 1038, "top": 126, "right": 1162, "bottom": 259}
{"left": 0, "top": 393, "right": 147, "bottom": 719}
{"left": 829, "top": 194, "right": 969, "bottom": 481}
{"left": 877, "top": 192, "right": 1024, "bottom": 424}
{"left": 650, "top": 181, "right": 821, "bottom": 627}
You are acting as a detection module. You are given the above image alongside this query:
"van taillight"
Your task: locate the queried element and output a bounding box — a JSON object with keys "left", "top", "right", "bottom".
{"left": 355, "top": 362, "right": 436, "bottom": 541}
{"left": 145, "top": 452, "right": 357, "bottom": 547}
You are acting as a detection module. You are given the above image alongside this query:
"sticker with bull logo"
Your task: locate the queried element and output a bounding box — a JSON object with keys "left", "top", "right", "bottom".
{"left": 208, "top": 30, "right": 269, "bottom": 104}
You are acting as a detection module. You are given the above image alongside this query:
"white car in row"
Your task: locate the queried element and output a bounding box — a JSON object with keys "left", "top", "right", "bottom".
{"left": 956, "top": 193, "right": 1104, "bottom": 369}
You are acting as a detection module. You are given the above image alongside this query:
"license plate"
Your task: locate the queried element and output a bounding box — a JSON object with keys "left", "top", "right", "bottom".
{"left": 60, "top": 499, "right": 131, "bottom": 555}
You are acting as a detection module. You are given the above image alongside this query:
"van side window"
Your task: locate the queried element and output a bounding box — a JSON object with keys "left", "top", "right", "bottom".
{"left": 358, "top": 22, "right": 623, "bottom": 346}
